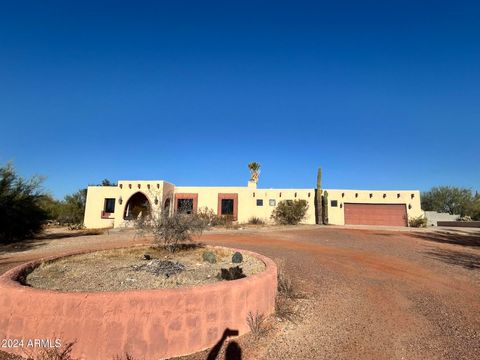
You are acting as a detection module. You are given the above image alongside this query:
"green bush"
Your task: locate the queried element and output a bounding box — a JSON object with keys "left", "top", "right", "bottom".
{"left": 202, "top": 251, "right": 217, "bottom": 263}
{"left": 0, "top": 163, "right": 49, "bottom": 243}
{"left": 232, "top": 251, "right": 243, "bottom": 263}
{"left": 271, "top": 200, "right": 309, "bottom": 225}
{"left": 408, "top": 215, "right": 427, "bottom": 228}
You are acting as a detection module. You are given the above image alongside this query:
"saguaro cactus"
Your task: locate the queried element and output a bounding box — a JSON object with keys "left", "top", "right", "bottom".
{"left": 323, "top": 190, "right": 329, "bottom": 225}
{"left": 315, "top": 168, "right": 323, "bottom": 224}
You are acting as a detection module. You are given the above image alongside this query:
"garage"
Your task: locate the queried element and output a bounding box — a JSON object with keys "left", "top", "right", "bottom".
{"left": 344, "top": 203, "right": 407, "bottom": 227}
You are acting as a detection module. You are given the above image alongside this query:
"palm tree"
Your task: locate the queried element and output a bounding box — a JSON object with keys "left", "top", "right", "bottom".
{"left": 248, "top": 162, "right": 261, "bottom": 183}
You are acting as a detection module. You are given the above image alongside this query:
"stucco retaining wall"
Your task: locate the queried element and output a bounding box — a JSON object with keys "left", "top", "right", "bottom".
{"left": 0, "top": 248, "right": 277, "bottom": 359}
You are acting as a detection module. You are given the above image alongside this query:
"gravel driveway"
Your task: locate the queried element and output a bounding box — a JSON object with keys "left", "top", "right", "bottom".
{"left": 1, "top": 226, "right": 479, "bottom": 359}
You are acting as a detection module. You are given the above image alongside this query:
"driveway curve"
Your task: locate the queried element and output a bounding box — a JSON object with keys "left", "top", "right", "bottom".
{"left": 1, "top": 226, "right": 479, "bottom": 360}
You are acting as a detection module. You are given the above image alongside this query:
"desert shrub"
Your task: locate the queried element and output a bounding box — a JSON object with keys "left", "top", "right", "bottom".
{"left": 218, "top": 266, "right": 246, "bottom": 280}
{"left": 25, "top": 341, "right": 75, "bottom": 360}
{"left": 246, "top": 311, "right": 266, "bottom": 339}
{"left": 275, "top": 295, "right": 297, "bottom": 322}
{"left": 197, "top": 207, "right": 236, "bottom": 227}
{"left": 271, "top": 199, "right": 309, "bottom": 225}
{"left": 248, "top": 216, "right": 265, "bottom": 225}
{"left": 276, "top": 261, "right": 295, "bottom": 299}
{"left": 275, "top": 260, "right": 298, "bottom": 321}
{"left": 232, "top": 251, "right": 243, "bottom": 263}
{"left": 408, "top": 215, "right": 427, "bottom": 228}
{"left": 135, "top": 211, "right": 208, "bottom": 252}
{"left": 202, "top": 251, "right": 217, "bottom": 263}
{"left": 0, "top": 163, "right": 49, "bottom": 243}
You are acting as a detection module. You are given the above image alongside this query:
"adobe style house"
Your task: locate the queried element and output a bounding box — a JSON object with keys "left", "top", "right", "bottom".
{"left": 83, "top": 175, "right": 423, "bottom": 229}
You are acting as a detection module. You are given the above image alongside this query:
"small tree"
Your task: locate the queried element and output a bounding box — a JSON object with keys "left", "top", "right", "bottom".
{"left": 0, "top": 163, "right": 49, "bottom": 242}
{"left": 271, "top": 200, "right": 309, "bottom": 225}
{"left": 58, "top": 188, "right": 87, "bottom": 225}
{"left": 422, "top": 186, "right": 474, "bottom": 216}
{"left": 136, "top": 210, "right": 209, "bottom": 252}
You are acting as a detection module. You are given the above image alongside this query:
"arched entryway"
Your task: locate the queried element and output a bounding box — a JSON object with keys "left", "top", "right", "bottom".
{"left": 123, "top": 192, "right": 151, "bottom": 220}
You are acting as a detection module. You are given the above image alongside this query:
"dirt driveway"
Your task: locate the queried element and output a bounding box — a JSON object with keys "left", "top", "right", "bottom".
{"left": 1, "top": 226, "right": 479, "bottom": 359}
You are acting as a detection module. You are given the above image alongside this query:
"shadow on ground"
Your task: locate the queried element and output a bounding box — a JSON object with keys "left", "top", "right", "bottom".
{"left": 0, "top": 229, "right": 106, "bottom": 255}
{"left": 424, "top": 248, "right": 480, "bottom": 270}
{"left": 411, "top": 230, "right": 480, "bottom": 248}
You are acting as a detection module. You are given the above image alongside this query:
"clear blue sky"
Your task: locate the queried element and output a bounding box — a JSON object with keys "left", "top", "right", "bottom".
{"left": 1, "top": 1, "right": 479, "bottom": 199}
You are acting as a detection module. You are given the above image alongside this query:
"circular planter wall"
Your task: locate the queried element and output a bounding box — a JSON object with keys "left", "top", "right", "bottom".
{"left": 0, "top": 248, "right": 277, "bottom": 359}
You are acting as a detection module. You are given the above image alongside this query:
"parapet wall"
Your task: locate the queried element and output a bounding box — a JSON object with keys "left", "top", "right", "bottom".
{"left": 0, "top": 248, "right": 277, "bottom": 359}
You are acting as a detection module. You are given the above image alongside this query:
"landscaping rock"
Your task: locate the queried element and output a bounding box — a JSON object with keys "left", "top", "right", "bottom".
{"left": 232, "top": 251, "right": 243, "bottom": 263}
{"left": 132, "top": 260, "right": 185, "bottom": 277}
{"left": 202, "top": 251, "right": 217, "bottom": 264}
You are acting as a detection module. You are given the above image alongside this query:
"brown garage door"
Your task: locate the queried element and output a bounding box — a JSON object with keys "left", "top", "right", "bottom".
{"left": 344, "top": 203, "right": 407, "bottom": 226}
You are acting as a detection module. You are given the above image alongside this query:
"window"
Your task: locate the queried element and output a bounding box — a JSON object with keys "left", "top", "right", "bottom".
{"left": 331, "top": 200, "right": 338, "bottom": 207}
{"left": 177, "top": 199, "right": 194, "bottom": 214}
{"left": 269, "top": 199, "right": 276, "bottom": 206}
{"left": 104, "top": 198, "right": 115, "bottom": 213}
{"left": 221, "top": 199, "right": 234, "bottom": 216}
{"left": 256, "top": 199, "right": 263, "bottom": 206}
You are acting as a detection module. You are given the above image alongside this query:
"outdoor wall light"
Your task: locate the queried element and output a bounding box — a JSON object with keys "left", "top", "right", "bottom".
{"left": 340, "top": 203, "right": 343, "bottom": 208}
{"left": 118, "top": 196, "right": 123, "bottom": 205}
{"left": 342, "top": 192, "right": 345, "bottom": 198}
{"left": 154, "top": 196, "right": 159, "bottom": 205}
{"left": 411, "top": 194, "right": 415, "bottom": 199}
{"left": 119, "top": 184, "right": 123, "bottom": 189}
{"left": 408, "top": 204, "right": 412, "bottom": 209}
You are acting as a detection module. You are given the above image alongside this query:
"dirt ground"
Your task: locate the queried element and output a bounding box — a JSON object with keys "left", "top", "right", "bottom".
{"left": 1, "top": 225, "right": 479, "bottom": 359}
{"left": 25, "top": 245, "right": 264, "bottom": 292}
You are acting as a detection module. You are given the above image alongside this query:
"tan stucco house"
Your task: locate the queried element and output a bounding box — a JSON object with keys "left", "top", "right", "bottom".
{"left": 83, "top": 175, "right": 422, "bottom": 229}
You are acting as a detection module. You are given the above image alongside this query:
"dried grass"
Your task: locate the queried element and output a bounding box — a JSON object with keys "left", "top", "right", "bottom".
{"left": 246, "top": 311, "right": 266, "bottom": 339}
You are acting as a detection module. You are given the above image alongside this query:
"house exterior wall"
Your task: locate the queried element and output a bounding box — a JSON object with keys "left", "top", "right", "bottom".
{"left": 83, "top": 186, "right": 118, "bottom": 229}
{"left": 175, "top": 186, "right": 316, "bottom": 224}
{"left": 83, "top": 181, "right": 422, "bottom": 228}
{"left": 323, "top": 189, "right": 423, "bottom": 225}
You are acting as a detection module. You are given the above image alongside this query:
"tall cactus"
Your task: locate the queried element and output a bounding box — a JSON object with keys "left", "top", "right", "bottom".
{"left": 315, "top": 168, "right": 323, "bottom": 224}
{"left": 323, "top": 190, "right": 329, "bottom": 225}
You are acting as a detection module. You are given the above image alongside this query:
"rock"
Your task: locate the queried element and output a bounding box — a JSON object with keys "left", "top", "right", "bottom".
{"left": 232, "top": 251, "right": 243, "bottom": 263}
{"left": 202, "top": 251, "right": 217, "bottom": 264}
{"left": 143, "top": 254, "right": 152, "bottom": 260}
{"left": 132, "top": 259, "right": 185, "bottom": 277}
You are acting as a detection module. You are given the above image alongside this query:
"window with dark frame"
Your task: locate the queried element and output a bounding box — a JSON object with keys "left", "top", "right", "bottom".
{"left": 177, "top": 198, "right": 194, "bottom": 214}
{"left": 256, "top": 199, "right": 263, "bottom": 206}
{"left": 221, "top": 199, "right": 234, "bottom": 216}
{"left": 331, "top": 200, "right": 338, "bottom": 207}
{"left": 104, "top": 198, "right": 115, "bottom": 213}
